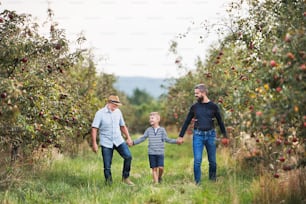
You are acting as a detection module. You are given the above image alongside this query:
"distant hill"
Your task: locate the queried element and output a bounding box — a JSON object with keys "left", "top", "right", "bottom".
{"left": 114, "top": 76, "right": 170, "bottom": 98}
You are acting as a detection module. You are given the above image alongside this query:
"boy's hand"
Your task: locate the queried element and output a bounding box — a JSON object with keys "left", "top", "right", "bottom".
{"left": 177, "top": 137, "right": 184, "bottom": 145}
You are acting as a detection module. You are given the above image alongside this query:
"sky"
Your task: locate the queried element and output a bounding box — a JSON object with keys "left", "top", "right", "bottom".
{"left": 1, "top": 0, "right": 231, "bottom": 78}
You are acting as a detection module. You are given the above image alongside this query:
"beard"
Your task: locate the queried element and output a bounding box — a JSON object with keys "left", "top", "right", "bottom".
{"left": 197, "top": 96, "right": 204, "bottom": 103}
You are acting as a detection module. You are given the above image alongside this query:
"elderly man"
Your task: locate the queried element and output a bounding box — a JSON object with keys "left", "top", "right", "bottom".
{"left": 91, "top": 95, "right": 134, "bottom": 186}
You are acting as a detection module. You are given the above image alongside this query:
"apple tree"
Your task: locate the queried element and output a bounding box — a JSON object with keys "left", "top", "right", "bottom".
{"left": 166, "top": 0, "right": 305, "bottom": 173}
{"left": 0, "top": 8, "right": 116, "bottom": 164}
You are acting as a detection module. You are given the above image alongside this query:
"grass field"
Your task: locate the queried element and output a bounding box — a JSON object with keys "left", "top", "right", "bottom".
{"left": 1, "top": 133, "right": 303, "bottom": 204}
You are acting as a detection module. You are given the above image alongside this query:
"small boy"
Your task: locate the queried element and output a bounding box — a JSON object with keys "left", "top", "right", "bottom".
{"left": 132, "top": 112, "right": 178, "bottom": 184}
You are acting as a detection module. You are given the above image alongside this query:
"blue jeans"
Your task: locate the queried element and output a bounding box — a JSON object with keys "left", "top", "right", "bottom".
{"left": 193, "top": 129, "right": 217, "bottom": 184}
{"left": 101, "top": 142, "right": 132, "bottom": 183}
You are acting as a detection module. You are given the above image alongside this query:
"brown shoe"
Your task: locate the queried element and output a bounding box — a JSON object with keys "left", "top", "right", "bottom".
{"left": 122, "top": 178, "right": 135, "bottom": 186}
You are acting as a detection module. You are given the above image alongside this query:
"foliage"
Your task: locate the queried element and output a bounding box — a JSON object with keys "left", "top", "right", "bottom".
{"left": 0, "top": 9, "right": 116, "bottom": 184}
{"left": 166, "top": 0, "right": 305, "bottom": 175}
{"left": 124, "top": 88, "right": 163, "bottom": 133}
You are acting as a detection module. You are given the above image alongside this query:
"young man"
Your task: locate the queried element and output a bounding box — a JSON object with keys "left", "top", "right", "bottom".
{"left": 177, "top": 84, "right": 228, "bottom": 185}
{"left": 132, "top": 112, "right": 178, "bottom": 184}
{"left": 91, "top": 95, "right": 134, "bottom": 186}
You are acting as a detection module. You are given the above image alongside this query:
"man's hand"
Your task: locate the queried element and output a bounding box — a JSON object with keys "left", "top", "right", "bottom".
{"left": 91, "top": 128, "right": 99, "bottom": 153}
{"left": 177, "top": 137, "right": 184, "bottom": 145}
{"left": 126, "top": 138, "right": 133, "bottom": 147}
{"left": 221, "top": 137, "right": 230, "bottom": 146}
{"left": 92, "top": 142, "right": 98, "bottom": 153}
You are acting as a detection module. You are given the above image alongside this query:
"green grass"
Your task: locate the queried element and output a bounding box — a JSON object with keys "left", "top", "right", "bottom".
{"left": 0, "top": 137, "right": 255, "bottom": 204}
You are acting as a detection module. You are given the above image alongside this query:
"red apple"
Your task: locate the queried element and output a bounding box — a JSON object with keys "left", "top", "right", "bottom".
{"left": 50, "top": 25, "right": 55, "bottom": 32}
{"left": 249, "top": 41, "right": 254, "bottom": 49}
{"left": 272, "top": 46, "right": 278, "bottom": 53}
{"left": 282, "top": 165, "right": 291, "bottom": 171}
{"left": 274, "top": 173, "right": 280, "bottom": 178}
{"left": 279, "top": 157, "right": 285, "bottom": 162}
{"left": 53, "top": 115, "right": 59, "bottom": 120}
{"left": 1, "top": 92, "right": 7, "bottom": 99}
{"left": 276, "top": 87, "right": 282, "bottom": 92}
{"left": 21, "top": 57, "right": 28, "bottom": 63}
{"left": 256, "top": 111, "right": 262, "bottom": 116}
{"left": 275, "top": 139, "right": 282, "bottom": 145}
{"left": 54, "top": 43, "right": 61, "bottom": 50}
{"left": 221, "top": 138, "right": 229, "bottom": 146}
{"left": 284, "top": 33, "right": 291, "bottom": 42}
{"left": 8, "top": 13, "right": 14, "bottom": 20}
{"left": 270, "top": 60, "right": 277, "bottom": 67}
{"left": 287, "top": 52, "right": 295, "bottom": 60}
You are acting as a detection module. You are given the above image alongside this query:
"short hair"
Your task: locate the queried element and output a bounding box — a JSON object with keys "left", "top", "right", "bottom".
{"left": 194, "top": 84, "right": 208, "bottom": 94}
{"left": 150, "top": 112, "right": 160, "bottom": 121}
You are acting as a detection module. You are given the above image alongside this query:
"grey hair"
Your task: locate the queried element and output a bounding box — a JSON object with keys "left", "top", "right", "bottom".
{"left": 194, "top": 84, "right": 208, "bottom": 94}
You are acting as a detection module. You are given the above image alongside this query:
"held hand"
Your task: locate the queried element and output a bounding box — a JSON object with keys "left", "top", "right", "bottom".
{"left": 126, "top": 138, "right": 133, "bottom": 147}
{"left": 177, "top": 137, "right": 184, "bottom": 145}
{"left": 92, "top": 142, "right": 98, "bottom": 153}
{"left": 220, "top": 137, "right": 230, "bottom": 146}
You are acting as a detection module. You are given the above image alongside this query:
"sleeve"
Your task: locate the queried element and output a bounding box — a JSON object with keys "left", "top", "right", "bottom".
{"left": 179, "top": 104, "right": 195, "bottom": 137}
{"left": 162, "top": 128, "right": 177, "bottom": 144}
{"left": 133, "top": 128, "right": 149, "bottom": 145}
{"left": 118, "top": 110, "right": 125, "bottom": 126}
{"left": 91, "top": 111, "right": 101, "bottom": 129}
{"left": 214, "top": 104, "right": 227, "bottom": 138}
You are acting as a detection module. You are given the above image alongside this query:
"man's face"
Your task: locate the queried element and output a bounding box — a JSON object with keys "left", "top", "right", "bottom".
{"left": 194, "top": 88, "right": 204, "bottom": 103}
{"left": 108, "top": 103, "right": 119, "bottom": 112}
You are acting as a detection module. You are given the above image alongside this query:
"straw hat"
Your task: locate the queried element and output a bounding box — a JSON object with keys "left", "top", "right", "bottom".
{"left": 108, "top": 95, "right": 122, "bottom": 106}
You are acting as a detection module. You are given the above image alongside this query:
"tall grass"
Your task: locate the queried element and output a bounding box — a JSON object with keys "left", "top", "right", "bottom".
{"left": 0, "top": 134, "right": 303, "bottom": 204}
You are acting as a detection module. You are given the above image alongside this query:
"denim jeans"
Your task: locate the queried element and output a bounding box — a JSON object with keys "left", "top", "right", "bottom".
{"left": 101, "top": 142, "right": 132, "bottom": 184}
{"left": 193, "top": 129, "right": 217, "bottom": 184}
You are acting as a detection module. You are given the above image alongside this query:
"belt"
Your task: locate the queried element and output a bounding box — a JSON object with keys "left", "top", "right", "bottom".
{"left": 194, "top": 128, "right": 213, "bottom": 132}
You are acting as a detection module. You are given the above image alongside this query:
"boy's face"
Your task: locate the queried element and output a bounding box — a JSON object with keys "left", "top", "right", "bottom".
{"left": 149, "top": 115, "right": 159, "bottom": 126}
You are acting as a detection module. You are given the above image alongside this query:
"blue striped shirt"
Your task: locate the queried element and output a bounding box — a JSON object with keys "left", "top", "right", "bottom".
{"left": 133, "top": 127, "right": 177, "bottom": 155}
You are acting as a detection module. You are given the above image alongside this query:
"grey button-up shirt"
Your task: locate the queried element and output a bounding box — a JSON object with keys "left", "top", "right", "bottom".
{"left": 91, "top": 105, "right": 125, "bottom": 148}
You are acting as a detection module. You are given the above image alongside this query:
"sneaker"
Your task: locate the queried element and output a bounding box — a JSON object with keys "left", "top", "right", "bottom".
{"left": 122, "top": 178, "right": 135, "bottom": 186}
